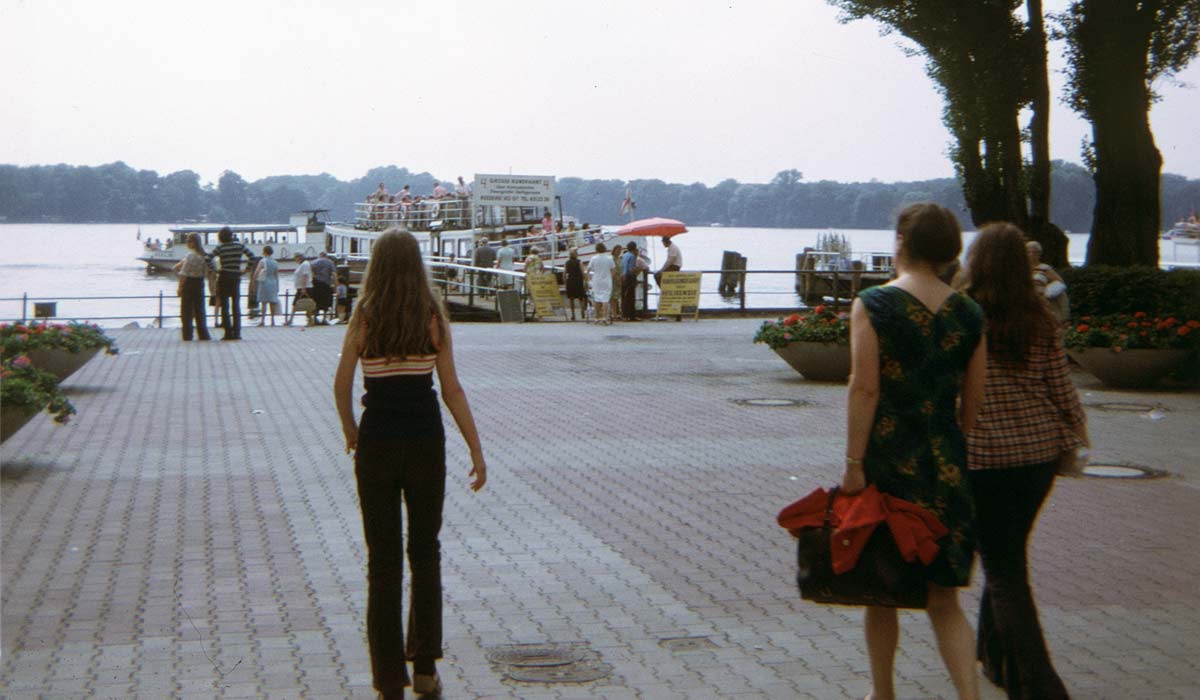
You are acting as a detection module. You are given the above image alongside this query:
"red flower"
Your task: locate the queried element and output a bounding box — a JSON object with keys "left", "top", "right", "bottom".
{"left": 1180, "top": 326, "right": 1193, "bottom": 337}
{"left": 783, "top": 314, "right": 801, "bottom": 327}
{"left": 1114, "top": 346, "right": 1124, "bottom": 353}
{"left": 1134, "top": 311, "right": 1147, "bottom": 319}
{"left": 1127, "top": 322, "right": 1138, "bottom": 328}
{"left": 1081, "top": 316, "right": 1091, "bottom": 322}
{"left": 1187, "top": 320, "right": 1200, "bottom": 329}
{"left": 1076, "top": 324, "right": 1090, "bottom": 333}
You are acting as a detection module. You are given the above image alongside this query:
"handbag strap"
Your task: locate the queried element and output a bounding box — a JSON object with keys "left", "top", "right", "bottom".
{"left": 823, "top": 486, "right": 840, "bottom": 528}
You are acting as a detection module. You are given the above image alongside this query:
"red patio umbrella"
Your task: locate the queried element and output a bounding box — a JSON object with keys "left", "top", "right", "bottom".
{"left": 614, "top": 217, "right": 688, "bottom": 238}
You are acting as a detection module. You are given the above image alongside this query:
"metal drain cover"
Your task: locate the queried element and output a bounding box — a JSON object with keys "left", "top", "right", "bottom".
{"left": 659, "top": 636, "right": 719, "bottom": 652}
{"left": 487, "top": 643, "right": 612, "bottom": 684}
{"left": 487, "top": 645, "right": 583, "bottom": 667}
{"left": 733, "top": 398, "right": 811, "bottom": 407}
{"left": 1087, "top": 402, "right": 1162, "bottom": 413}
{"left": 1082, "top": 464, "right": 1166, "bottom": 479}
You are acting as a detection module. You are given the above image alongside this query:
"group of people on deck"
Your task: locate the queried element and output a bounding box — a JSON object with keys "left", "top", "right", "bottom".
{"left": 366, "top": 178, "right": 472, "bottom": 229}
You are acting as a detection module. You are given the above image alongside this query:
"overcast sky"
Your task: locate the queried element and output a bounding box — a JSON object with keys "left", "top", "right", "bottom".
{"left": 3, "top": 0, "right": 1197, "bottom": 188}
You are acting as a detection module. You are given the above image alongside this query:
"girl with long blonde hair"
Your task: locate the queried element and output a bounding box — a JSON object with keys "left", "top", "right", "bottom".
{"left": 333, "top": 229, "right": 487, "bottom": 699}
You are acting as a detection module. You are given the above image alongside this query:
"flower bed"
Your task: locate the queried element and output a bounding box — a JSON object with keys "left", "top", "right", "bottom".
{"left": 1064, "top": 312, "right": 1199, "bottom": 353}
{"left": 0, "top": 322, "right": 119, "bottom": 358}
{"left": 1, "top": 356, "right": 76, "bottom": 441}
{"left": 753, "top": 305, "right": 850, "bottom": 349}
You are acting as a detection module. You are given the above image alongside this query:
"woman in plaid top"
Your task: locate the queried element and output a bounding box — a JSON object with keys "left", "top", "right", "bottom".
{"left": 960, "top": 223, "right": 1089, "bottom": 700}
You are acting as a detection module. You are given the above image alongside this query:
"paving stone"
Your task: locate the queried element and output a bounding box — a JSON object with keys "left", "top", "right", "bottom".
{"left": 3, "top": 322, "right": 1198, "bottom": 698}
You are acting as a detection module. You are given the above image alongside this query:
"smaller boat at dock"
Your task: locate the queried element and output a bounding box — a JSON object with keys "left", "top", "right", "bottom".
{"left": 137, "top": 211, "right": 330, "bottom": 273}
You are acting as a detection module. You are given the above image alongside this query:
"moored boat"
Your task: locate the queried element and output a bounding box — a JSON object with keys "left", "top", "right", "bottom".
{"left": 137, "top": 210, "right": 330, "bottom": 273}
{"left": 323, "top": 174, "right": 650, "bottom": 273}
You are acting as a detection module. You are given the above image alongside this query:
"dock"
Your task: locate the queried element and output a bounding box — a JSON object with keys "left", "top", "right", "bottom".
{"left": 3, "top": 322, "right": 1199, "bottom": 698}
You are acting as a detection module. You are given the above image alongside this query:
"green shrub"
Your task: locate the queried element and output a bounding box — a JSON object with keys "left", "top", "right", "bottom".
{"left": 1061, "top": 266, "right": 1200, "bottom": 319}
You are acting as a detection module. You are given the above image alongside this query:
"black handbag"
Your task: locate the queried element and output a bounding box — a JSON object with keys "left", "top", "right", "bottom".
{"left": 795, "top": 486, "right": 929, "bottom": 609}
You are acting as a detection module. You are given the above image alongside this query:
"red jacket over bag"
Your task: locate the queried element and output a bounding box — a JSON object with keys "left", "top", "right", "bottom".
{"left": 777, "top": 484, "right": 948, "bottom": 574}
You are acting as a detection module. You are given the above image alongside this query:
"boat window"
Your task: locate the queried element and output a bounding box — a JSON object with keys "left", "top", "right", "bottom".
{"left": 350, "top": 238, "right": 359, "bottom": 255}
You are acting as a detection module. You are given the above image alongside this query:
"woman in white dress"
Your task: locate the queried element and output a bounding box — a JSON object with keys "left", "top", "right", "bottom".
{"left": 587, "top": 242, "right": 616, "bottom": 325}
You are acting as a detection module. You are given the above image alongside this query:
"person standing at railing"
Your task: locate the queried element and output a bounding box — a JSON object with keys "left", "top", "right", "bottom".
{"left": 288, "top": 253, "right": 315, "bottom": 326}
{"left": 588, "top": 242, "right": 616, "bottom": 326}
{"left": 620, "top": 242, "right": 640, "bottom": 321}
{"left": 311, "top": 252, "right": 337, "bottom": 325}
{"left": 565, "top": 247, "right": 587, "bottom": 321}
{"left": 253, "top": 245, "right": 281, "bottom": 326}
{"left": 207, "top": 226, "right": 254, "bottom": 341}
{"left": 173, "top": 233, "right": 211, "bottom": 341}
{"left": 495, "top": 237, "right": 515, "bottom": 290}
{"left": 472, "top": 239, "right": 495, "bottom": 296}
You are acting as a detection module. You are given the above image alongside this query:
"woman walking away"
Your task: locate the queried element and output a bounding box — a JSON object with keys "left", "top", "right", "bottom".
{"left": 959, "top": 223, "right": 1087, "bottom": 700}
{"left": 333, "top": 229, "right": 488, "bottom": 700}
{"left": 564, "top": 247, "right": 587, "bottom": 320}
{"left": 173, "top": 233, "right": 211, "bottom": 341}
{"left": 843, "top": 203, "right": 987, "bottom": 700}
{"left": 587, "top": 242, "right": 615, "bottom": 325}
{"left": 253, "top": 245, "right": 281, "bottom": 326}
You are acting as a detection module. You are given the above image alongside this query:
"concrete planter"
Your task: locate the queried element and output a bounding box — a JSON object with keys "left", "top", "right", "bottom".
{"left": 773, "top": 341, "right": 851, "bottom": 382}
{"left": 26, "top": 347, "right": 101, "bottom": 381}
{"left": 1, "top": 404, "right": 39, "bottom": 444}
{"left": 1069, "top": 348, "right": 1191, "bottom": 389}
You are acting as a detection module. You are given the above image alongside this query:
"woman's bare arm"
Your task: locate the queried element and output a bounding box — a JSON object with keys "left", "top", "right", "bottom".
{"left": 434, "top": 318, "right": 487, "bottom": 491}
{"left": 843, "top": 299, "right": 880, "bottom": 493}
{"left": 333, "top": 317, "right": 360, "bottom": 454}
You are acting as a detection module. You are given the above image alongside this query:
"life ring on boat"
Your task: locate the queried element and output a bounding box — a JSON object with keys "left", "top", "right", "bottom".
{"left": 304, "top": 246, "right": 317, "bottom": 258}
{"left": 280, "top": 246, "right": 290, "bottom": 258}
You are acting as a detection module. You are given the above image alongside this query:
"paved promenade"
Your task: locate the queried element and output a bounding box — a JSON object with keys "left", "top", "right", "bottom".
{"left": 2, "top": 320, "right": 1198, "bottom": 699}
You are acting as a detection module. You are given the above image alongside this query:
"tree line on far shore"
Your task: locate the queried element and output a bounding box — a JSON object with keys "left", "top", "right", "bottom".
{"left": 2, "top": 160, "right": 1197, "bottom": 239}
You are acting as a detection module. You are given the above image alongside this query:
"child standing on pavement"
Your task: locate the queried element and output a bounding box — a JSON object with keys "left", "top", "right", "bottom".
{"left": 333, "top": 229, "right": 488, "bottom": 700}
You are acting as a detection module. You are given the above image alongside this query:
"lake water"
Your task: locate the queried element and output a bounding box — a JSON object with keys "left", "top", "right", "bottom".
{"left": 1, "top": 223, "right": 1195, "bottom": 326}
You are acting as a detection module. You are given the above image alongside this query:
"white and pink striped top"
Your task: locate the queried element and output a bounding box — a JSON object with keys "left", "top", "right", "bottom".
{"left": 361, "top": 354, "right": 437, "bottom": 378}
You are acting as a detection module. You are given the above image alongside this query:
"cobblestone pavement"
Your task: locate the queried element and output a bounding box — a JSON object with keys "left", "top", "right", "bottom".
{"left": 3, "top": 320, "right": 1198, "bottom": 699}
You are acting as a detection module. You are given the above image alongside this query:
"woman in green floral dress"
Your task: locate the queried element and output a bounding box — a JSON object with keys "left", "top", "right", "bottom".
{"left": 842, "top": 203, "right": 987, "bottom": 700}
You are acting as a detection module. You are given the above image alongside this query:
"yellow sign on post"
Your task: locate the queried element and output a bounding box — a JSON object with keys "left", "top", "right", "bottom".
{"left": 657, "top": 271, "right": 702, "bottom": 318}
{"left": 527, "top": 272, "right": 563, "bottom": 319}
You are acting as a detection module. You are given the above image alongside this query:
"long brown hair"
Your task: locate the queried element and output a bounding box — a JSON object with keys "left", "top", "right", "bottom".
{"left": 352, "top": 228, "right": 445, "bottom": 359}
{"left": 960, "top": 223, "right": 1056, "bottom": 363}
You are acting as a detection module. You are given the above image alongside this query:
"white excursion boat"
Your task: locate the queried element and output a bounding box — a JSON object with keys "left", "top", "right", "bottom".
{"left": 323, "top": 174, "right": 648, "bottom": 272}
{"left": 1162, "top": 217, "right": 1200, "bottom": 241}
{"left": 137, "top": 211, "right": 330, "bottom": 273}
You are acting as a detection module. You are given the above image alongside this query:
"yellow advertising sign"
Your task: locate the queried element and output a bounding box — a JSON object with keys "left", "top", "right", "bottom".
{"left": 657, "top": 271, "right": 702, "bottom": 317}
{"left": 527, "top": 272, "right": 563, "bottom": 319}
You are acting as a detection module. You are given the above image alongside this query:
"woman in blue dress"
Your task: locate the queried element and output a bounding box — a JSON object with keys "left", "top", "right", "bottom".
{"left": 253, "top": 245, "right": 281, "bottom": 326}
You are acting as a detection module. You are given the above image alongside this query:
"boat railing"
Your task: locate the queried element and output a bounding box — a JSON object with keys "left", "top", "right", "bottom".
{"left": 797, "top": 249, "right": 894, "bottom": 272}
{"left": 353, "top": 198, "right": 474, "bottom": 232}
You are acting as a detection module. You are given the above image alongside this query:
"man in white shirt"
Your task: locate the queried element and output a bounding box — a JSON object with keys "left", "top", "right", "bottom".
{"left": 656, "top": 236, "right": 683, "bottom": 287}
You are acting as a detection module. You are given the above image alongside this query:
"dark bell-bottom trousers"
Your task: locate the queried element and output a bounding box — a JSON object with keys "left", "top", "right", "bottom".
{"left": 354, "top": 434, "right": 446, "bottom": 693}
{"left": 621, "top": 272, "right": 638, "bottom": 319}
{"left": 179, "top": 277, "right": 210, "bottom": 341}
{"left": 969, "top": 461, "right": 1069, "bottom": 700}
{"left": 217, "top": 271, "right": 242, "bottom": 339}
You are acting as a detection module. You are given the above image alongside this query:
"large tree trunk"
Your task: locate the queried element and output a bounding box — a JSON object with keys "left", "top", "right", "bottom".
{"left": 1025, "top": 0, "right": 1070, "bottom": 267}
{"left": 1080, "top": 2, "right": 1162, "bottom": 267}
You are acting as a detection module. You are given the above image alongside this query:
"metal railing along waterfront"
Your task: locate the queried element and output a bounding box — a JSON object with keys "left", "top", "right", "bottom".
{"left": 0, "top": 290, "right": 313, "bottom": 327}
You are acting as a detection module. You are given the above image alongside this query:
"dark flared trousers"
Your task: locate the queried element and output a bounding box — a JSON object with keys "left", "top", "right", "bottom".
{"left": 179, "top": 277, "right": 210, "bottom": 341}
{"left": 969, "top": 461, "right": 1069, "bottom": 700}
{"left": 621, "top": 271, "right": 639, "bottom": 320}
{"left": 216, "top": 271, "right": 242, "bottom": 339}
{"left": 354, "top": 433, "right": 446, "bottom": 694}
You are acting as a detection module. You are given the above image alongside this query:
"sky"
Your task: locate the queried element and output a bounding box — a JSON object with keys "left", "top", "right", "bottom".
{"left": 2, "top": 0, "right": 1198, "bottom": 188}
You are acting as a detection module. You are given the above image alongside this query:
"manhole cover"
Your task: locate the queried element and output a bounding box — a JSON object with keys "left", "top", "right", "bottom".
{"left": 1082, "top": 464, "right": 1167, "bottom": 479}
{"left": 732, "top": 398, "right": 811, "bottom": 407}
{"left": 505, "top": 661, "right": 613, "bottom": 684}
{"left": 659, "top": 636, "right": 719, "bottom": 652}
{"left": 1087, "top": 402, "right": 1162, "bottom": 413}
{"left": 486, "top": 645, "right": 583, "bottom": 667}
{"left": 487, "top": 643, "right": 611, "bottom": 684}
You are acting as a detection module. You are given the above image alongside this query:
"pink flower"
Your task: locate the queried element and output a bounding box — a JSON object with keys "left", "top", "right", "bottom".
{"left": 12, "top": 355, "right": 31, "bottom": 369}
{"left": 783, "top": 333, "right": 793, "bottom": 341}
